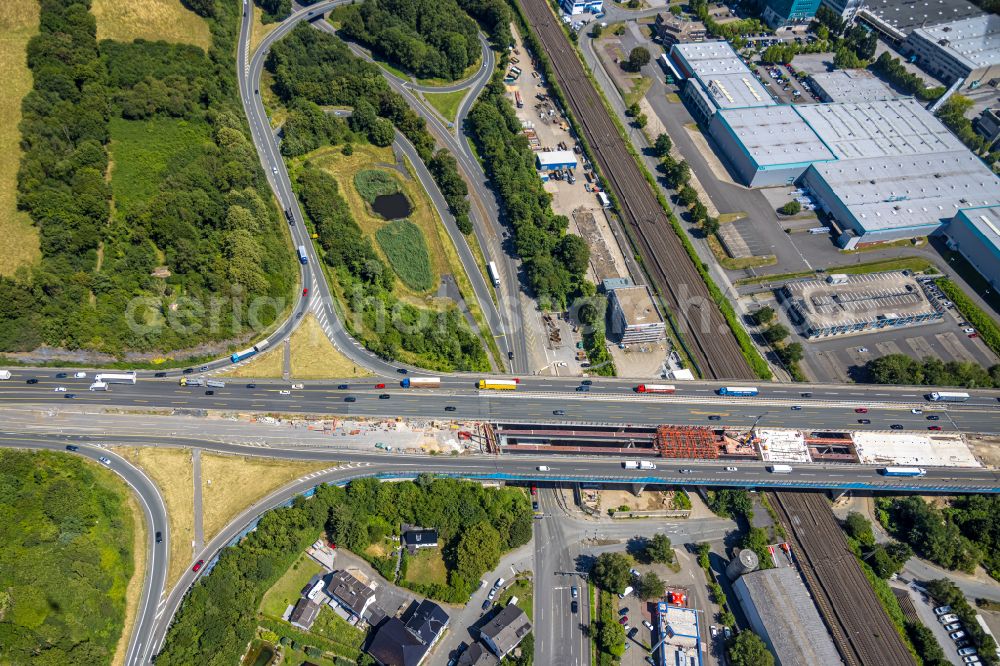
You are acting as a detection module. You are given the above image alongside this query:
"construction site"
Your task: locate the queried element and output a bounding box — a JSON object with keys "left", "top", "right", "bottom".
{"left": 486, "top": 422, "right": 983, "bottom": 468}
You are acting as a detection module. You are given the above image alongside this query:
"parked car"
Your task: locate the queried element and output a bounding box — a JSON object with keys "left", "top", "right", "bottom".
{"left": 963, "top": 657, "right": 980, "bottom": 665}
{"left": 944, "top": 622, "right": 962, "bottom": 632}
{"left": 934, "top": 606, "right": 952, "bottom": 615}
{"left": 951, "top": 631, "right": 967, "bottom": 640}
{"left": 939, "top": 614, "right": 959, "bottom": 624}
{"left": 643, "top": 620, "right": 654, "bottom": 631}
{"left": 619, "top": 607, "right": 629, "bottom": 616}
{"left": 957, "top": 647, "right": 978, "bottom": 657}
{"left": 482, "top": 599, "right": 491, "bottom": 611}
{"left": 619, "top": 616, "right": 628, "bottom": 625}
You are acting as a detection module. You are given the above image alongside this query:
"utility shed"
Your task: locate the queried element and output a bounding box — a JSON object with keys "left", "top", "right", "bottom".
{"left": 733, "top": 568, "right": 843, "bottom": 666}
{"left": 536, "top": 150, "right": 578, "bottom": 171}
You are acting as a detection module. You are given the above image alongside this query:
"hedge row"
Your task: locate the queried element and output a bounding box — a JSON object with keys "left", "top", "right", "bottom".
{"left": 937, "top": 279, "right": 1000, "bottom": 359}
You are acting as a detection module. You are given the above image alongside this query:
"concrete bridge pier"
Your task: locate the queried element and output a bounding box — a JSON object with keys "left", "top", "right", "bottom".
{"left": 631, "top": 482, "right": 645, "bottom": 496}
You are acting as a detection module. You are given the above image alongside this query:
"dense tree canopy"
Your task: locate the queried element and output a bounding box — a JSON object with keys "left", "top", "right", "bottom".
{"left": 866, "top": 354, "right": 1000, "bottom": 388}
{"left": 158, "top": 477, "right": 531, "bottom": 664}
{"left": 338, "top": 0, "right": 481, "bottom": 80}
{"left": 728, "top": 631, "right": 774, "bottom": 666}
{"left": 2, "top": 0, "right": 294, "bottom": 355}
{"left": 468, "top": 72, "right": 589, "bottom": 307}
{"left": 0, "top": 450, "right": 134, "bottom": 665}
{"left": 879, "top": 496, "right": 982, "bottom": 573}
{"left": 591, "top": 552, "right": 633, "bottom": 593}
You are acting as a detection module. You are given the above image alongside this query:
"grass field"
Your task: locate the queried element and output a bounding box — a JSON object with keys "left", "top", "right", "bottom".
{"left": 376, "top": 220, "right": 435, "bottom": 292}
{"left": 221, "top": 314, "right": 375, "bottom": 379}
{"left": 423, "top": 89, "right": 467, "bottom": 123}
{"left": 288, "top": 313, "right": 374, "bottom": 379}
{"left": 404, "top": 548, "right": 449, "bottom": 587}
{"left": 219, "top": 342, "right": 285, "bottom": 378}
{"left": 112, "top": 447, "right": 194, "bottom": 591}
{"left": 259, "top": 552, "right": 323, "bottom": 618}
{"left": 309, "top": 607, "right": 366, "bottom": 652}
{"left": 354, "top": 169, "right": 401, "bottom": 203}
{"left": 109, "top": 117, "right": 212, "bottom": 214}
{"left": 112, "top": 493, "right": 148, "bottom": 666}
{"left": 92, "top": 0, "right": 211, "bottom": 50}
{"left": 200, "top": 453, "right": 333, "bottom": 540}
{"left": 250, "top": 4, "right": 278, "bottom": 54}
{"left": 0, "top": 2, "right": 41, "bottom": 276}
{"left": 497, "top": 574, "right": 534, "bottom": 621}
{"left": 310, "top": 145, "right": 449, "bottom": 303}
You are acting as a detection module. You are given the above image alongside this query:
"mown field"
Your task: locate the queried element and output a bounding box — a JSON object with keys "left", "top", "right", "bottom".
{"left": 0, "top": 450, "right": 135, "bottom": 665}
{"left": 92, "top": 0, "right": 211, "bottom": 50}
{"left": 0, "top": 1, "right": 41, "bottom": 276}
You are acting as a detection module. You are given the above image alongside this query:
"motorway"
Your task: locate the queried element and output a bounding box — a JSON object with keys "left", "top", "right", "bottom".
{"left": 5, "top": 367, "right": 1000, "bottom": 433}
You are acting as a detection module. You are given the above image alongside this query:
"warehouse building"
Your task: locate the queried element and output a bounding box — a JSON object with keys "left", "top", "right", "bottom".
{"left": 608, "top": 285, "right": 666, "bottom": 345}
{"left": 709, "top": 105, "right": 836, "bottom": 186}
{"left": 857, "top": 0, "right": 984, "bottom": 42}
{"left": 779, "top": 271, "right": 943, "bottom": 338}
{"left": 808, "top": 70, "right": 899, "bottom": 103}
{"left": 802, "top": 151, "right": 1000, "bottom": 245}
{"left": 946, "top": 205, "right": 1000, "bottom": 292}
{"left": 655, "top": 602, "right": 702, "bottom": 666}
{"left": 733, "top": 568, "right": 842, "bottom": 666}
{"left": 820, "top": 0, "right": 865, "bottom": 20}
{"left": 903, "top": 14, "right": 1000, "bottom": 87}
{"left": 669, "top": 42, "right": 776, "bottom": 121}
{"left": 535, "top": 150, "right": 578, "bottom": 172}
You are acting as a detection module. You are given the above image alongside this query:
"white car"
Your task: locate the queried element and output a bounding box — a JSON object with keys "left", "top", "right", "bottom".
{"left": 54, "top": 387, "right": 67, "bottom": 392}
{"left": 857, "top": 347, "right": 869, "bottom": 353}
{"left": 939, "top": 614, "right": 959, "bottom": 624}
{"left": 724, "top": 466, "right": 738, "bottom": 472}
{"left": 536, "top": 466, "right": 550, "bottom": 471}
{"left": 911, "top": 408, "right": 923, "bottom": 414}
{"left": 74, "top": 371, "right": 87, "bottom": 378}
{"left": 963, "top": 657, "right": 980, "bottom": 665}
{"left": 964, "top": 327, "right": 976, "bottom": 334}
{"left": 950, "top": 630, "right": 966, "bottom": 641}
{"left": 278, "top": 390, "right": 291, "bottom": 395}
{"left": 291, "top": 383, "right": 303, "bottom": 389}
{"left": 934, "top": 605, "right": 952, "bottom": 615}
{"left": 643, "top": 620, "right": 654, "bottom": 631}
{"left": 710, "top": 625, "right": 718, "bottom": 638}
{"left": 944, "top": 622, "right": 962, "bottom": 632}
{"left": 98, "top": 456, "right": 112, "bottom": 466}
{"left": 958, "top": 647, "right": 978, "bottom": 657}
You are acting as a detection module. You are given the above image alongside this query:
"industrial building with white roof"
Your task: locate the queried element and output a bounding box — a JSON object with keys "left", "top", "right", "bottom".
{"left": 903, "top": 14, "right": 1000, "bottom": 86}
{"left": 669, "top": 42, "right": 776, "bottom": 121}
{"left": 655, "top": 602, "right": 701, "bottom": 666}
{"left": 669, "top": 42, "right": 1000, "bottom": 251}
{"left": 808, "top": 69, "right": 900, "bottom": 103}
{"left": 945, "top": 205, "right": 1000, "bottom": 292}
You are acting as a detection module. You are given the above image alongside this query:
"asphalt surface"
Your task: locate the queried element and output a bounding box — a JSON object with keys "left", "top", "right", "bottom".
{"left": 6, "top": 369, "right": 1000, "bottom": 434}
{"left": 0, "top": 439, "right": 169, "bottom": 666}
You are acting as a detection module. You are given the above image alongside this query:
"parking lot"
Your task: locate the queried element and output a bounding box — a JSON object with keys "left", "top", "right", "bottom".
{"left": 751, "top": 60, "right": 821, "bottom": 105}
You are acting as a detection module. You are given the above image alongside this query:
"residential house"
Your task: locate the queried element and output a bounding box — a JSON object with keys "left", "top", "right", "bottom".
{"left": 478, "top": 605, "right": 532, "bottom": 659}
{"left": 366, "top": 601, "right": 450, "bottom": 666}
{"left": 289, "top": 598, "right": 322, "bottom": 631}
{"left": 326, "top": 570, "right": 376, "bottom": 624}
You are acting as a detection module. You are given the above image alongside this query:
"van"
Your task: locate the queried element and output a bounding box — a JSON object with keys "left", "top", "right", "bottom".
{"left": 623, "top": 460, "right": 639, "bottom": 469}
{"left": 639, "top": 461, "right": 656, "bottom": 470}
{"left": 619, "top": 586, "right": 633, "bottom": 599}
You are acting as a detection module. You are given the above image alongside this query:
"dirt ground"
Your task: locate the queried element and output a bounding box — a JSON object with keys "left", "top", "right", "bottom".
{"left": 609, "top": 342, "right": 670, "bottom": 379}
{"left": 966, "top": 434, "right": 1000, "bottom": 467}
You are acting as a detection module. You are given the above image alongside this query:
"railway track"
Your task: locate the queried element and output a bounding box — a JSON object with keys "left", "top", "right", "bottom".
{"left": 517, "top": 0, "right": 755, "bottom": 380}
{"left": 769, "top": 491, "right": 915, "bottom": 666}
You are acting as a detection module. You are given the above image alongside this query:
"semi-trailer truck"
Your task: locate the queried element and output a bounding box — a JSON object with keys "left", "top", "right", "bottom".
{"left": 401, "top": 377, "right": 441, "bottom": 388}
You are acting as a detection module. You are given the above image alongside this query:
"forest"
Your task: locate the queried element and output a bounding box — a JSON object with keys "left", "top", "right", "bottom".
{"left": 467, "top": 72, "right": 592, "bottom": 309}
{"left": 267, "top": 24, "right": 473, "bottom": 233}
{"left": 0, "top": 450, "right": 134, "bottom": 665}
{"left": 337, "top": 0, "right": 481, "bottom": 81}
{"left": 877, "top": 495, "right": 1000, "bottom": 580}
{"left": 295, "top": 164, "right": 487, "bottom": 371}
{"left": 865, "top": 354, "right": 1000, "bottom": 388}
{"left": 156, "top": 476, "right": 531, "bottom": 665}
{"left": 0, "top": 0, "right": 294, "bottom": 355}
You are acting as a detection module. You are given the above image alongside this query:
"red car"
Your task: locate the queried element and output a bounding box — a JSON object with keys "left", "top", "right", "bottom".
{"left": 618, "top": 616, "right": 628, "bottom": 625}
{"left": 530, "top": 486, "right": 537, "bottom": 496}
{"left": 969, "top": 332, "right": 979, "bottom": 339}
{"left": 928, "top": 425, "right": 942, "bottom": 430}
{"left": 375, "top": 383, "right": 386, "bottom": 389}
{"left": 192, "top": 559, "right": 205, "bottom": 572}
{"left": 854, "top": 408, "right": 868, "bottom": 413}
{"left": 303, "top": 288, "right": 309, "bottom": 296}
